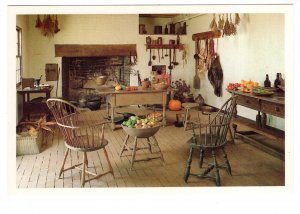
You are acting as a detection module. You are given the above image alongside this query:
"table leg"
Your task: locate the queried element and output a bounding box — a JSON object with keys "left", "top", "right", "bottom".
{"left": 110, "top": 106, "right": 115, "bottom": 130}
{"left": 162, "top": 103, "right": 166, "bottom": 126}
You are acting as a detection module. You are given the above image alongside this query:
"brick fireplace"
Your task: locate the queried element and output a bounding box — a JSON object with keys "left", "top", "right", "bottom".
{"left": 55, "top": 44, "right": 137, "bottom": 101}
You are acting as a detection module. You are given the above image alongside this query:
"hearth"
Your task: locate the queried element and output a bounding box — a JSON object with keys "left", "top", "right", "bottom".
{"left": 55, "top": 44, "right": 137, "bottom": 102}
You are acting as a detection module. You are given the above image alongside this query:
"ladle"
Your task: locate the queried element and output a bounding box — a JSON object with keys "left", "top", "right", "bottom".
{"left": 148, "top": 48, "right": 152, "bottom": 66}
{"left": 152, "top": 49, "right": 156, "bottom": 60}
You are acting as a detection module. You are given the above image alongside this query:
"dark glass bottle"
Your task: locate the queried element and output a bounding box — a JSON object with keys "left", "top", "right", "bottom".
{"left": 274, "top": 73, "right": 281, "bottom": 88}
{"left": 176, "top": 34, "right": 180, "bottom": 45}
{"left": 164, "top": 25, "right": 168, "bottom": 34}
{"left": 264, "top": 74, "right": 271, "bottom": 87}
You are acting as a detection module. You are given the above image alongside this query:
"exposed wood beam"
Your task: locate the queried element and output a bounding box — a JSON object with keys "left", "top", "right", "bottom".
{"left": 55, "top": 44, "right": 137, "bottom": 57}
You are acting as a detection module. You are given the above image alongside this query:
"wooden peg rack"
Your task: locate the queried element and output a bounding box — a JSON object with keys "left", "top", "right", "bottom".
{"left": 192, "top": 30, "right": 221, "bottom": 41}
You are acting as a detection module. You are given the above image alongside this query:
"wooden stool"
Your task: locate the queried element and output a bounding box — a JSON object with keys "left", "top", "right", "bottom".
{"left": 182, "top": 102, "right": 199, "bottom": 130}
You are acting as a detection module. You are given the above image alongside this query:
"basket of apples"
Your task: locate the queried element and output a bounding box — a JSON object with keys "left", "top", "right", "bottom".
{"left": 122, "top": 116, "right": 161, "bottom": 138}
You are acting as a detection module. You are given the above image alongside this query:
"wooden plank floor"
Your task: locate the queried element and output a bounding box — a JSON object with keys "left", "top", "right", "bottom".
{"left": 16, "top": 106, "right": 285, "bottom": 188}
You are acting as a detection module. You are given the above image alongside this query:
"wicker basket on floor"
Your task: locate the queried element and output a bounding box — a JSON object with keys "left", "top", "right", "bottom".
{"left": 16, "top": 131, "right": 42, "bottom": 155}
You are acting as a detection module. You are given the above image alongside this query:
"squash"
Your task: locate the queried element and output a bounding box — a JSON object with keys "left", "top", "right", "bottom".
{"left": 168, "top": 99, "right": 182, "bottom": 111}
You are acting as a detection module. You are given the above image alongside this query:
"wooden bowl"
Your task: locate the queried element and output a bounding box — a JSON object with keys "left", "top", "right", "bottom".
{"left": 122, "top": 125, "right": 161, "bottom": 138}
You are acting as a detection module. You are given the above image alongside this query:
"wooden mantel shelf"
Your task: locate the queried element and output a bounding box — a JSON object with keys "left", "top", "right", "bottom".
{"left": 55, "top": 44, "right": 137, "bottom": 57}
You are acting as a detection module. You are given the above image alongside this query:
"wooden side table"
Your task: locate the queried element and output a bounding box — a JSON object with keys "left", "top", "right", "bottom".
{"left": 17, "top": 86, "right": 53, "bottom": 120}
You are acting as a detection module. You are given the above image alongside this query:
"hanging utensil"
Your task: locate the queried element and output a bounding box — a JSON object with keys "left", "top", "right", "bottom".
{"left": 168, "top": 48, "right": 173, "bottom": 70}
{"left": 152, "top": 48, "right": 156, "bottom": 60}
{"left": 158, "top": 48, "right": 160, "bottom": 63}
{"left": 161, "top": 48, "right": 164, "bottom": 60}
{"left": 165, "top": 48, "right": 168, "bottom": 57}
{"left": 173, "top": 48, "right": 179, "bottom": 66}
{"left": 148, "top": 48, "right": 152, "bottom": 66}
{"left": 194, "top": 41, "right": 200, "bottom": 60}
{"left": 193, "top": 40, "right": 200, "bottom": 89}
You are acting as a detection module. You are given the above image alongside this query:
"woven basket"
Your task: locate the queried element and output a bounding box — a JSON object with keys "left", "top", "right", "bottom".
{"left": 16, "top": 131, "right": 42, "bottom": 156}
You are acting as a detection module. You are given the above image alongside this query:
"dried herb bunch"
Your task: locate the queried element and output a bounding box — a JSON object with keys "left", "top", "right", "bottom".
{"left": 171, "top": 79, "right": 191, "bottom": 102}
{"left": 18, "top": 115, "right": 56, "bottom": 137}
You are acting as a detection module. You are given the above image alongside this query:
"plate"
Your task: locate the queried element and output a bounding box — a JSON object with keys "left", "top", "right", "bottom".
{"left": 252, "top": 92, "right": 274, "bottom": 96}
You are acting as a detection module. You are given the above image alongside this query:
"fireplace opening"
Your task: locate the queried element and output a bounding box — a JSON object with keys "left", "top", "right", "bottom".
{"left": 62, "top": 56, "right": 131, "bottom": 101}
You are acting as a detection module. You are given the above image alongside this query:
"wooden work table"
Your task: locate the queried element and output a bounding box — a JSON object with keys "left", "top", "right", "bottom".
{"left": 17, "top": 86, "right": 53, "bottom": 120}
{"left": 229, "top": 89, "right": 285, "bottom": 159}
{"left": 229, "top": 89, "right": 285, "bottom": 123}
{"left": 95, "top": 86, "right": 167, "bottom": 129}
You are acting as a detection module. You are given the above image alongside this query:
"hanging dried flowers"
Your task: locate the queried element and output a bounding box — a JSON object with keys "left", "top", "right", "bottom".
{"left": 235, "top": 13, "right": 241, "bottom": 25}
{"left": 212, "top": 13, "right": 241, "bottom": 37}
{"left": 229, "top": 14, "right": 237, "bottom": 35}
{"left": 223, "top": 14, "right": 231, "bottom": 36}
{"left": 217, "top": 14, "right": 224, "bottom": 32}
{"left": 35, "top": 14, "right": 60, "bottom": 37}
{"left": 210, "top": 14, "right": 218, "bottom": 32}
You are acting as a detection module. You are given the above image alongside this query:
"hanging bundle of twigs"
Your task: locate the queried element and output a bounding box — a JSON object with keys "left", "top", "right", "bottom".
{"left": 36, "top": 14, "right": 60, "bottom": 37}
{"left": 229, "top": 14, "right": 237, "bottom": 35}
{"left": 210, "top": 14, "right": 218, "bottom": 31}
{"left": 223, "top": 14, "right": 231, "bottom": 36}
{"left": 218, "top": 14, "right": 224, "bottom": 32}
{"left": 235, "top": 13, "right": 241, "bottom": 25}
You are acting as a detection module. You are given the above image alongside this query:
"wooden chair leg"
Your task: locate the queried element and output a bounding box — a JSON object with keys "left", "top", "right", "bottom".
{"left": 198, "top": 149, "right": 204, "bottom": 168}
{"left": 84, "top": 152, "right": 88, "bottom": 167}
{"left": 184, "top": 147, "right": 194, "bottom": 183}
{"left": 81, "top": 152, "right": 87, "bottom": 187}
{"left": 212, "top": 150, "right": 221, "bottom": 186}
{"left": 221, "top": 147, "right": 232, "bottom": 175}
{"left": 103, "top": 147, "right": 114, "bottom": 177}
{"left": 59, "top": 148, "right": 69, "bottom": 178}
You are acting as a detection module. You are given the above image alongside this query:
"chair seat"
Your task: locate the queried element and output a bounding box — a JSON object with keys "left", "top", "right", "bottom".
{"left": 187, "top": 134, "right": 226, "bottom": 149}
{"left": 65, "top": 136, "right": 109, "bottom": 152}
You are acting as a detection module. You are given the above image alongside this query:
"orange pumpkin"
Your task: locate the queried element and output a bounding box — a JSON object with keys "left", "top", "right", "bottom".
{"left": 168, "top": 99, "right": 182, "bottom": 111}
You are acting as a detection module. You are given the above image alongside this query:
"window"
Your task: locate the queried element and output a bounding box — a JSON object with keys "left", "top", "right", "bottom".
{"left": 16, "top": 26, "right": 22, "bottom": 85}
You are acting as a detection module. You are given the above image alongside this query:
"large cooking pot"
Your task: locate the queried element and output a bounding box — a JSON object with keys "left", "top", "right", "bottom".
{"left": 86, "top": 97, "right": 101, "bottom": 111}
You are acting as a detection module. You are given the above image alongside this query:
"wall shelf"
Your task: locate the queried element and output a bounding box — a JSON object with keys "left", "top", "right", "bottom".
{"left": 146, "top": 44, "right": 184, "bottom": 50}
{"left": 192, "top": 30, "right": 221, "bottom": 41}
